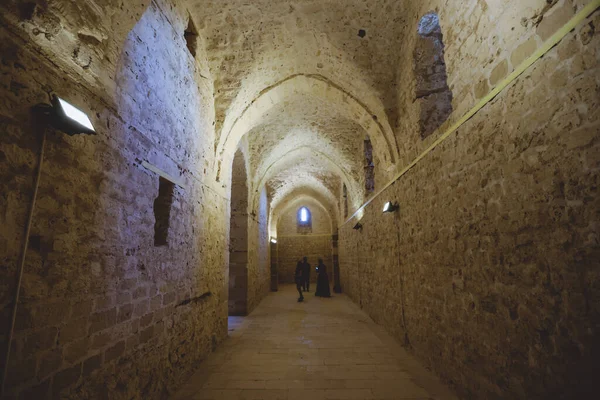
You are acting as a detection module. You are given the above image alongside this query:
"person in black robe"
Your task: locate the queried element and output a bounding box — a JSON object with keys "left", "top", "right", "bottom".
{"left": 301, "top": 257, "right": 311, "bottom": 292}
{"left": 294, "top": 260, "right": 304, "bottom": 302}
{"left": 314, "top": 259, "right": 331, "bottom": 298}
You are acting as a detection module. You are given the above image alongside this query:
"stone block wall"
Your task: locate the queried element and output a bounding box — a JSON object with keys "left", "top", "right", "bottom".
{"left": 247, "top": 188, "right": 270, "bottom": 313}
{"left": 228, "top": 149, "right": 249, "bottom": 316}
{"left": 276, "top": 201, "right": 333, "bottom": 283}
{"left": 277, "top": 236, "right": 334, "bottom": 285}
{"left": 393, "top": 0, "right": 590, "bottom": 168}
{"left": 0, "top": 1, "right": 268, "bottom": 398}
{"left": 339, "top": 11, "right": 599, "bottom": 399}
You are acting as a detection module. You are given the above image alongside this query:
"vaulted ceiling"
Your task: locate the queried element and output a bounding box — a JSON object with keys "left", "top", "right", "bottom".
{"left": 186, "top": 0, "right": 408, "bottom": 227}
{"left": 2, "top": 0, "right": 415, "bottom": 228}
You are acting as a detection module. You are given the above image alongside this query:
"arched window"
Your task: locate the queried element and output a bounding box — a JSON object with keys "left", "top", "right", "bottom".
{"left": 414, "top": 12, "right": 452, "bottom": 139}
{"left": 297, "top": 206, "right": 312, "bottom": 233}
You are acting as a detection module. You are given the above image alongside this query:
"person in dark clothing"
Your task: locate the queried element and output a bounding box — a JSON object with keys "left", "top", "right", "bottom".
{"left": 294, "top": 260, "right": 304, "bottom": 302}
{"left": 315, "top": 258, "right": 331, "bottom": 297}
{"left": 301, "top": 257, "right": 311, "bottom": 292}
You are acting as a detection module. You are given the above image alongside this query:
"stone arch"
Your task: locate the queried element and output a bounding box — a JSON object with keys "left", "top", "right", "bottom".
{"left": 413, "top": 11, "right": 453, "bottom": 139}
{"left": 269, "top": 187, "right": 338, "bottom": 238}
{"left": 270, "top": 178, "right": 339, "bottom": 226}
{"left": 274, "top": 195, "right": 334, "bottom": 235}
{"left": 273, "top": 195, "right": 335, "bottom": 284}
{"left": 216, "top": 74, "right": 399, "bottom": 183}
{"left": 228, "top": 149, "right": 249, "bottom": 316}
{"left": 251, "top": 146, "right": 360, "bottom": 212}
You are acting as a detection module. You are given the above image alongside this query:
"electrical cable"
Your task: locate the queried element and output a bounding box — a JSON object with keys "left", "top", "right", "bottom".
{"left": 1, "top": 126, "right": 47, "bottom": 396}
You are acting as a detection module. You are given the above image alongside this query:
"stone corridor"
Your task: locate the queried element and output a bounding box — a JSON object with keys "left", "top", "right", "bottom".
{"left": 172, "top": 286, "right": 456, "bottom": 400}
{"left": 1, "top": 0, "right": 599, "bottom": 398}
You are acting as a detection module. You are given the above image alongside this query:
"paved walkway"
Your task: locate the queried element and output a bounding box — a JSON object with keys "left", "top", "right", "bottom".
{"left": 172, "top": 285, "right": 458, "bottom": 400}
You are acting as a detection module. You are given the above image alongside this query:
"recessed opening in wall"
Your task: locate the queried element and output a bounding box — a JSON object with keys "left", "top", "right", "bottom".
{"left": 414, "top": 12, "right": 453, "bottom": 140}
{"left": 343, "top": 184, "right": 348, "bottom": 218}
{"left": 184, "top": 17, "right": 198, "bottom": 57}
{"left": 297, "top": 206, "right": 312, "bottom": 233}
{"left": 364, "top": 136, "right": 375, "bottom": 195}
{"left": 154, "top": 177, "right": 175, "bottom": 246}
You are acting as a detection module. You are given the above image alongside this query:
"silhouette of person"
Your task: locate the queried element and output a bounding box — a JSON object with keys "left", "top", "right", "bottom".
{"left": 301, "top": 256, "right": 311, "bottom": 292}
{"left": 315, "top": 259, "right": 331, "bottom": 297}
{"left": 294, "top": 260, "right": 304, "bottom": 302}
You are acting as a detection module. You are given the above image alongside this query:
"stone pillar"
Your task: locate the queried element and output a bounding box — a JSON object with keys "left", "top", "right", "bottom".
{"left": 270, "top": 241, "right": 278, "bottom": 291}
{"left": 332, "top": 234, "right": 341, "bottom": 293}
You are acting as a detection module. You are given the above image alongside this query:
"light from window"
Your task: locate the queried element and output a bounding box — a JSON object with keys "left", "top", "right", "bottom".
{"left": 300, "top": 207, "right": 308, "bottom": 222}
{"left": 414, "top": 11, "right": 452, "bottom": 139}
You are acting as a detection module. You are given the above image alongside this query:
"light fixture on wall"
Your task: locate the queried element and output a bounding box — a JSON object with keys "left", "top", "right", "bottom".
{"left": 382, "top": 201, "right": 399, "bottom": 213}
{"left": 353, "top": 222, "right": 363, "bottom": 231}
{"left": 270, "top": 237, "right": 277, "bottom": 244}
{"left": 33, "top": 95, "right": 96, "bottom": 136}
{"left": 3, "top": 94, "right": 97, "bottom": 396}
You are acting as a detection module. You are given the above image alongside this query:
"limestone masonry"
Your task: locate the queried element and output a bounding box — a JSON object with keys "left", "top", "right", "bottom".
{"left": 0, "top": 0, "right": 598, "bottom": 399}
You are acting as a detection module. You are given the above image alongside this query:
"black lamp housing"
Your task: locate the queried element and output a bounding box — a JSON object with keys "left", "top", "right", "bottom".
{"left": 33, "top": 95, "right": 96, "bottom": 136}
{"left": 50, "top": 95, "right": 96, "bottom": 136}
{"left": 353, "top": 222, "right": 363, "bottom": 230}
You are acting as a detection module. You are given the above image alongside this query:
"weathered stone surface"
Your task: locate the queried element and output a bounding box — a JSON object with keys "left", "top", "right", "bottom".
{"left": 0, "top": 1, "right": 235, "bottom": 398}
{"left": 276, "top": 197, "right": 334, "bottom": 284}
{"left": 489, "top": 59, "right": 509, "bottom": 86}
{"left": 0, "top": 0, "right": 597, "bottom": 399}
{"left": 339, "top": 18, "right": 599, "bottom": 399}
{"left": 511, "top": 36, "right": 539, "bottom": 68}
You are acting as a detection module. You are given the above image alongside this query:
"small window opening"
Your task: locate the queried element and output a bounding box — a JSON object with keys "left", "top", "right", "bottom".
{"left": 300, "top": 208, "right": 308, "bottom": 222}
{"left": 154, "top": 177, "right": 174, "bottom": 246}
{"left": 343, "top": 184, "right": 348, "bottom": 218}
{"left": 297, "top": 206, "right": 312, "bottom": 233}
{"left": 414, "top": 12, "right": 453, "bottom": 139}
{"left": 364, "top": 137, "right": 375, "bottom": 195}
{"left": 184, "top": 17, "right": 198, "bottom": 57}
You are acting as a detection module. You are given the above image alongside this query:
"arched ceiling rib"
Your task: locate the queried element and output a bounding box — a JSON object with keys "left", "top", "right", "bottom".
{"left": 268, "top": 173, "right": 338, "bottom": 216}
{"left": 189, "top": 0, "right": 405, "bottom": 147}
{"left": 269, "top": 189, "right": 338, "bottom": 237}
{"left": 183, "top": 0, "right": 407, "bottom": 222}
{"left": 272, "top": 195, "right": 334, "bottom": 236}
{"left": 216, "top": 74, "right": 398, "bottom": 173}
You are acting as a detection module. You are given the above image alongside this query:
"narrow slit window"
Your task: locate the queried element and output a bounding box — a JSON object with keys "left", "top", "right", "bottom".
{"left": 184, "top": 17, "right": 198, "bottom": 57}
{"left": 343, "top": 184, "right": 348, "bottom": 218}
{"left": 364, "top": 137, "right": 375, "bottom": 195}
{"left": 414, "top": 12, "right": 453, "bottom": 139}
{"left": 297, "top": 206, "right": 312, "bottom": 233}
{"left": 154, "top": 177, "right": 175, "bottom": 246}
{"left": 300, "top": 208, "right": 308, "bottom": 222}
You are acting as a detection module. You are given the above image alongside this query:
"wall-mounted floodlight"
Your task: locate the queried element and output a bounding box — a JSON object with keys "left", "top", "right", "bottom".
{"left": 270, "top": 237, "right": 277, "bottom": 244}
{"left": 382, "top": 201, "right": 399, "bottom": 213}
{"left": 353, "top": 222, "right": 363, "bottom": 230}
{"left": 4, "top": 93, "right": 97, "bottom": 397}
{"left": 34, "top": 95, "right": 96, "bottom": 136}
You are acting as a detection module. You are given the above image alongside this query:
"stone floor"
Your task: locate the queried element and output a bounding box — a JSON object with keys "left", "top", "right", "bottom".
{"left": 172, "top": 285, "right": 458, "bottom": 400}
